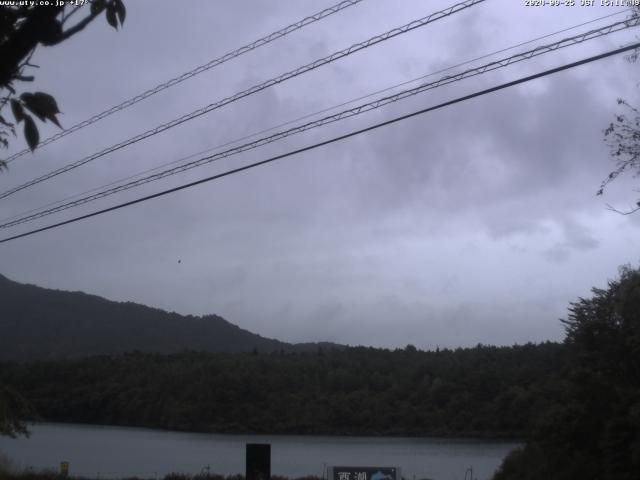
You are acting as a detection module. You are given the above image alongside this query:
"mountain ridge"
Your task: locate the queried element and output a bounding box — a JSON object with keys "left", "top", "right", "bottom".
{"left": 0, "top": 273, "right": 337, "bottom": 361}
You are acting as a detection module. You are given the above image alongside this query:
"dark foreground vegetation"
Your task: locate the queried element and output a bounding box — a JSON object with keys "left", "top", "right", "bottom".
{"left": 493, "top": 266, "right": 640, "bottom": 480}
{"left": 0, "top": 472, "right": 319, "bottom": 480}
{"left": 0, "top": 342, "right": 565, "bottom": 437}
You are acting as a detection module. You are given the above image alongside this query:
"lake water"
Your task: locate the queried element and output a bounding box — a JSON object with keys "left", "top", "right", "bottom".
{"left": 0, "top": 423, "right": 520, "bottom": 480}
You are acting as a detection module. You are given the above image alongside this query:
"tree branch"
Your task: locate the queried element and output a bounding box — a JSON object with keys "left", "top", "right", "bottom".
{"left": 605, "top": 203, "right": 640, "bottom": 215}
{"left": 0, "top": 7, "right": 62, "bottom": 87}
{"left": 60, "top": 4, "right": 85, "bottom": 26}
{"left": 56, "top": 4, "right": 106, "bottom": 43}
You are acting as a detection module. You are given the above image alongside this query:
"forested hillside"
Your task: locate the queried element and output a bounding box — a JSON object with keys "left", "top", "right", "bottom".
{"left": 0, "top": 274, "right": 332, "bottom": 360}
{"left": 0, "top": 343, "right": 566, "bottom": 437}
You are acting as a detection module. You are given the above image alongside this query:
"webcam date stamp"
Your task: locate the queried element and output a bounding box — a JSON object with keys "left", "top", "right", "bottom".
{"left": 525, "top": 0, "right": 640, "bottom": 5}
{"left": 0, "top": 0, "right": 88, "bottom": 6}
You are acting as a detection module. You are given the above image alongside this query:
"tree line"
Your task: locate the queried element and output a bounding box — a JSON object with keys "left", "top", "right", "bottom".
{"left": 0, "top": 342, "right": 567, "bottom": 438}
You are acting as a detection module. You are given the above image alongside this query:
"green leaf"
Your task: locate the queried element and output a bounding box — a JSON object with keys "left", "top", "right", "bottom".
{"left": 106, "top": 4, "right": 118, "bottom": 29}
{"left": 23, "top": 115, "right": 39, "bottom": 151}
{"left": 38, "top": 19, "right": 63, "bottom": 46}
{"left": 20, "top": 92, "right": 62, "bottom": 128}
{"left": 20, "top": 93, "right": 45, "bottom": 121}
{"left": 48, "top": 114, "right": 62, "bottom": 129}
{"left": 114, "top": 0, "right": 126, "bottom": 26}
{"left": 10, "top": 99, "right": 24, "bottom": 123}
{"left": 36, "top": 92, "right": 60, "bottom": 114}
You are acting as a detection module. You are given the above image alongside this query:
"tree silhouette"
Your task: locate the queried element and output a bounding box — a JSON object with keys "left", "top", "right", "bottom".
{"left": 494, "top": 265, "right": 640, "bottom": 480}
{"left": 600, "top": 99, "right": 640, "bottom": 214}
{"left": 599, "top": 7, "right": 640, "bottom": 214}
{"left": 0, "top": 386, "right": 33, "bottom": 438}
{"left": 0, "top": 0, "right": 126, "bottom": 170}
{"left": 0, "top": 0, "right": 125, "bottom": 438}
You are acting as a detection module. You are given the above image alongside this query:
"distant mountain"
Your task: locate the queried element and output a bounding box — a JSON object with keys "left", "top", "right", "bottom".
{"left": 0, "top": 274, "right": 334, "bottom": 361}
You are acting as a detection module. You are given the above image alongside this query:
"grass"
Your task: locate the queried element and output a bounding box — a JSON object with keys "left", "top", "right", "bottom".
{"left": 0, "top": 471, "right": 323, "bottom": 480}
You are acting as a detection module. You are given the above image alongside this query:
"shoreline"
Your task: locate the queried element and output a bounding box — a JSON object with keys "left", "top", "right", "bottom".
{"left": 21, "top": 420, "right": 525, "bottom": 442}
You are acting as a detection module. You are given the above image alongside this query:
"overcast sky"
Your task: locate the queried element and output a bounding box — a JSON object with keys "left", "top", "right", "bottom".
{"left": 1, "top": 0, "right": 639, "bottom": 349}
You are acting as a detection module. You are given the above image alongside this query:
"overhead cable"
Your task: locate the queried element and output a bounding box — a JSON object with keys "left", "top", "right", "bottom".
{"left": 0, "top": 0, "right": 486, "bottom": 200}
{"left": 4, "top": 0, "right": 366, "bottom": 163}
{"left": 2, "top": 16, "right": 637, "bottom": 230}
{"left": 1, "top": 42, "right": 638, "bottom": 245}
{"left": 3, "top": 8, "right": 626, "bottom": 226}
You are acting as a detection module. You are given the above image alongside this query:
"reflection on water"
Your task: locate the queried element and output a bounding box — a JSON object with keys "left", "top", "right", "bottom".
{"left": 0, "top": 423, "right": 520, "bottom": 480}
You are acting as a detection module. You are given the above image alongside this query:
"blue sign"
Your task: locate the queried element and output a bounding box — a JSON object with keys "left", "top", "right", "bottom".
{"left": 332, "top": 467, "right": 397, "bottom": 480}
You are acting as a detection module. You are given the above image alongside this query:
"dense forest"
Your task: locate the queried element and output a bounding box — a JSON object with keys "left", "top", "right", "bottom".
{"left": 0, "top": 342, "right": 567, "bottom": 437}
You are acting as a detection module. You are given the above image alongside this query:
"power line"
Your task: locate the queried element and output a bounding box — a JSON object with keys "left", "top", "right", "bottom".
{"left": 2, "top": 16, "right": 637, "bottom": 230}
{"left": 1, "top": 42, "right": 637, "bottom": 245}
{"left": 4, "top": 0, "right": 365, "bottom": 164}
{"left": 2, "top": 9, "right": 627, "bottom": 227}
{"left": 3, "top": 16, "right": 635, "bottom": 228}
{"left": 0, "top": 0, "right": 486, "bottom": 200}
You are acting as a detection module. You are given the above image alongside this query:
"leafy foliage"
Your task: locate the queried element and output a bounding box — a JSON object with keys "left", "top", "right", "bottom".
{"left": 0, "top": 1, "right": 126, "bottom": 168}
{"left": 493, "top": 266, "right": 640, "bottom": 480}
{"left": 599, "top": 7, "right": 640, "bottom": 214}
{"left": 0, "top": 385, "right": 33, "bottom": 438}
{"left": 600, "top": 99, "right": 640, "bottom": 214}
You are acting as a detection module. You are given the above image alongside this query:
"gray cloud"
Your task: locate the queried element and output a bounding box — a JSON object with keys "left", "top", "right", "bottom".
{"left": 1, "top": 0, "right": 639, "bottom": 349}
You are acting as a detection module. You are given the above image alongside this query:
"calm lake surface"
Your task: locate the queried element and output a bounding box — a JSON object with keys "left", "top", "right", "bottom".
{"left": 0, "top": 423, "right": 520, "bottom": 480}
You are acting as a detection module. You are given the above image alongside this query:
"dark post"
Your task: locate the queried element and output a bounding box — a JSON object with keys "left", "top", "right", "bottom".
{"left": 246, "top": 443, "right": 271, "bottom": 480}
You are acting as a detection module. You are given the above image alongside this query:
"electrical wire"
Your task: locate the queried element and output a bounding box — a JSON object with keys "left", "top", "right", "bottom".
{"left": 0, "top": 0, "right": 486, "bottom": 200}
{"left": 1, "top": 8, "right": 628, "bottom": 226}
{"left": 4, "top": 0, "right": 366, "bottom": 164}
{"left": 2, "top": 16, "right": 637, "bottom": 230}
{"left": 1, "top": 42, "right": 638, "bottom": 245}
